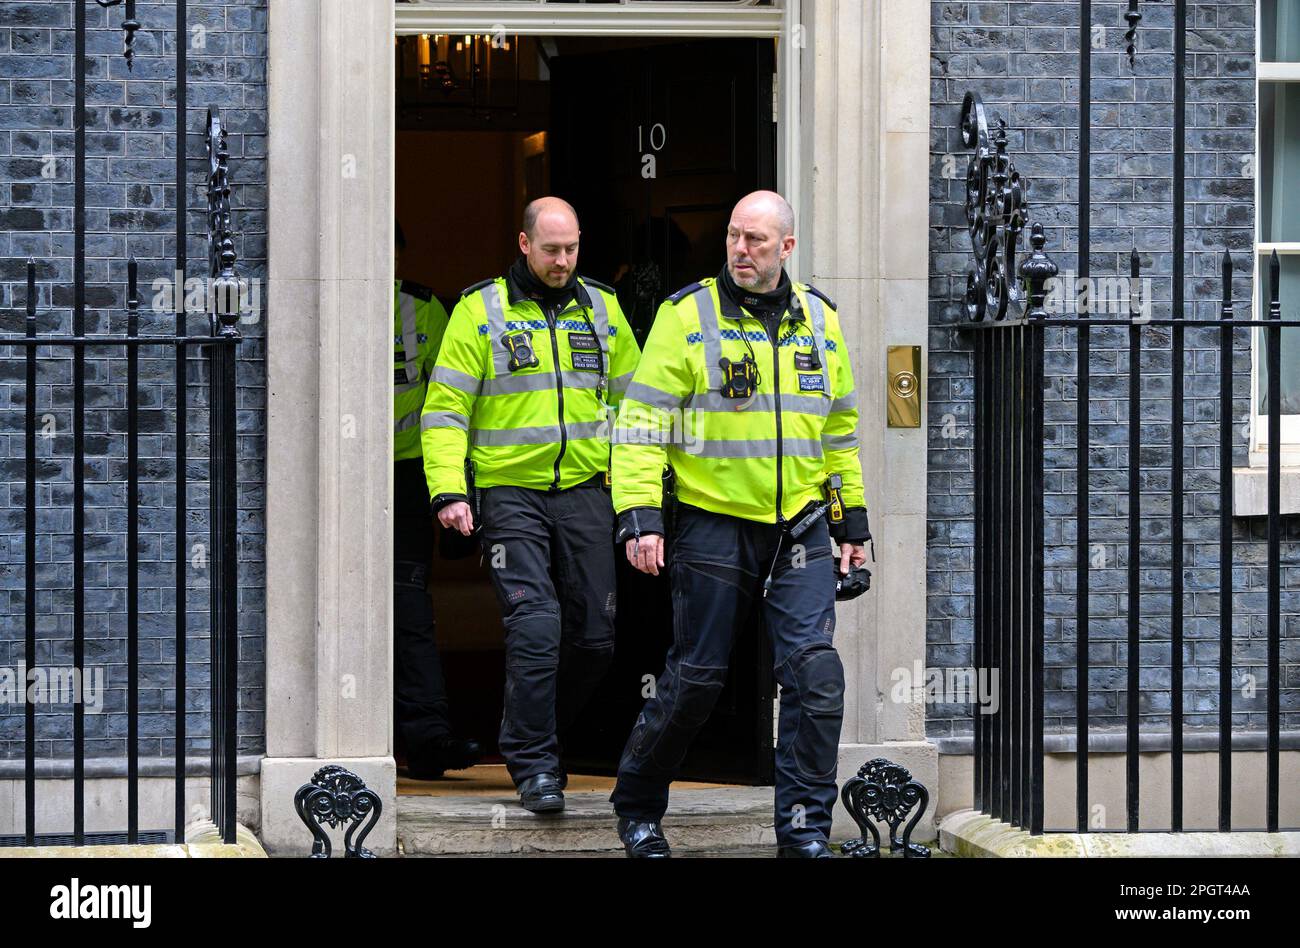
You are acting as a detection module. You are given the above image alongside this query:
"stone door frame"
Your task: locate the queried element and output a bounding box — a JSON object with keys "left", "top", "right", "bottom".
{"left": 260, "top": 0, "right": 933, "bottom": 855}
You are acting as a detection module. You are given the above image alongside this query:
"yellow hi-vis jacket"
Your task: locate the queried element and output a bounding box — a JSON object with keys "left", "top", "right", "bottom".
{"left": 610, "top": 275, "right": 870, "bottom": 542}
{"left": 394, "top": 279, "right": 450, "bottom": 462}
{"left": 420, "top": 274, "right": 640, "bottom": 504}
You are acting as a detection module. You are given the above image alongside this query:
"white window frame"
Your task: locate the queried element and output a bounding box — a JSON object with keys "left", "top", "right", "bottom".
{"left": 1251, "top": 2, "right": 1300, "bottom": 462}
{"left": 394, "top": 0, "right": 801, "bottom": 274}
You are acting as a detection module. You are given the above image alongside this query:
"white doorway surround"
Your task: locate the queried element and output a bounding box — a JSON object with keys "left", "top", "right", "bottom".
{"left": 262, "top": 0, "right": 932, "bottom": 855}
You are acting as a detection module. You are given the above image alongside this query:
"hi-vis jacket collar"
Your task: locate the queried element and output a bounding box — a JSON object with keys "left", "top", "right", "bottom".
{"left": 505, "top": 265, "right": 592, "bottom": 311}
{"left": 715, "top": 269, "right": 803, "bottom": 325}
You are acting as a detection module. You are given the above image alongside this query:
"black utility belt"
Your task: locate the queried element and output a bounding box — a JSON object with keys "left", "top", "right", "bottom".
{"left": 570, "top": 473, "right": 608, "bottom": 490}
{"left": 486, "top": 474, "right": 606, "bottom": 493}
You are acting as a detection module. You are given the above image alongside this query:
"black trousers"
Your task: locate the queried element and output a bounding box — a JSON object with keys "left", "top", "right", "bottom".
{"left": 478, "top": 478, "right": 617, "bottom": 784}
{"left": 393, "top": 458, "right": 453, "bottom": 769}
{"left": 610, "top": 503, "right": 845, "bottom": 846}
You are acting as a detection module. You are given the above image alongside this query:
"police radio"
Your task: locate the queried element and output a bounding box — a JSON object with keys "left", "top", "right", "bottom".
{"left": 501, "top": 330, "right": 540, "bottom": 372}
{"left": 719, "top": 355, "right": 758, "bottom": 399}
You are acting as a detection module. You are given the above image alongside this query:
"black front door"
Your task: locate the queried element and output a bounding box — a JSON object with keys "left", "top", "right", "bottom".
{"left": 549, "top": 38, "right": 778, "bottom": 784}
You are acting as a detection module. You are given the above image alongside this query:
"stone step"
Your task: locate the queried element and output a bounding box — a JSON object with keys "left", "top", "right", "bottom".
{"left": 397, "top": 787, "right": 779, "bottom": 856}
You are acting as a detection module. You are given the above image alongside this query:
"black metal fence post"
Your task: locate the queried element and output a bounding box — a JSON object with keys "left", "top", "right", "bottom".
{"left": 175, "top": 0, "right": 190, "bottom": 844}
{"left": 1219, "top": 250, "right": 1234, "bottom": 832}
{"left": 24, "top": 260, "right": 37, "bottom": 847}
{"left": 1171, "top": 0, "right": 1187, "bottom": 835}
{"left": 1076, "top": 0, "right": 1092, "bottom": 833}
{"left": 1127, "top": 247, "right": 1141, "bottom": 832}
{"left": 1265, "top": 251, "right": 1281, "bottom": 833}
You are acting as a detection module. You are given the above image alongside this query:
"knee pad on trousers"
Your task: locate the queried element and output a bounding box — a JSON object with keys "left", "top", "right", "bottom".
{"left": 627, "top": 664, "right": 724, "bottom": 769}
{"left": 669, "top": 666, "right": 726, "bottom": 728}
{"left": 789, "top": 647, "right": 844, "bottom": 782}
{"left": 504, "top": 607, "right": 561, "bottom": 669}
{"left": 794, "top": 647, "right": 845, "bottom": 714}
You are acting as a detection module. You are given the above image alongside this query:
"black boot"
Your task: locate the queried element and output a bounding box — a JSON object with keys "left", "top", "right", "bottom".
{"left": 777, "top": 840, "right": 836, "bottom": 858}
{"left": 407, "top": 737, "right": 482, "bottom": 780}
{"left": 617, "top": 817, "right": 671, "bottom": 858}
{"left": 518, "top": 773, "right": 565, "bottom": 814}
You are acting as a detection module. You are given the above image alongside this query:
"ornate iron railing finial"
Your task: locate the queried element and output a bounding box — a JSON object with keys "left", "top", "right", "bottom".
{"left": 840, "top": 757, "right": 931, "bottom": 858}
{"left": 95, "top": 0, "right": 141, "bottom": 71}
{"left": 206, "top": 108, "right": 241, "bottom": 336}
{"left": 1125, "top": 0, "right": 1143, "bottom": 69}
{"left": 961, "top": 91, "right": 1045, "bottom": 322}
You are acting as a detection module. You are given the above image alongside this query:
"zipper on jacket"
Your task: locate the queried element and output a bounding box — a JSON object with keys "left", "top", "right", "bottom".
{"left": 741, "top": 308, "right": 793, "bottom": 527}
{"left": 770, "top": 321, "right": 785, "bottom": 526}
{"left": 545, "top": 303, "right": 567, "bottom": 490}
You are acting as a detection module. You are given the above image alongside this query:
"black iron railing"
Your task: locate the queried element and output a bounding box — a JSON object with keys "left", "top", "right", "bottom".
{"left": 2, "top": 0, "right": 241, "bottom": 847}
{"left": 960, "top": 0, "right": 1296, "bottom": 835}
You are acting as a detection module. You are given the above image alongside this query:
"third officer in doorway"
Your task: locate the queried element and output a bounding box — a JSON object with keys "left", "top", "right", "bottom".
{"left": 421, "top": 197, "right": 641, "bottom": 813}
{"left": 609, "top": 190, "right": 871, "bottom": 857}
{"left": 393, "top": 221, "right": 481, "bottom": 779}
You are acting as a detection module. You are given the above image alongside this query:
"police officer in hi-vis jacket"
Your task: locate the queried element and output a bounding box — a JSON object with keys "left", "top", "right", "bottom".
{"left": 420, "top": 198, "right": 641, "bottom": 813}
{"left": 609, "top": 191, "right": 870, "bottom": 857}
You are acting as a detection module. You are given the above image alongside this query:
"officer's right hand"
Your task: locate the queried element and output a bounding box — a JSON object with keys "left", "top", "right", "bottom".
{"left": 625, "top": 535, "right": 665, "bottom": 576}
{"left": 438, "top": 501, "right": 475, "bottom": 536}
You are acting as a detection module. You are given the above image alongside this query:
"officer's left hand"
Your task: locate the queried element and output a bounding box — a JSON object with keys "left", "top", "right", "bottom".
{"left": 625, "top": 535, "right": 665, "bottom": 576}
{"left": 838, "top": 543, "right": 866, "bottom": 575}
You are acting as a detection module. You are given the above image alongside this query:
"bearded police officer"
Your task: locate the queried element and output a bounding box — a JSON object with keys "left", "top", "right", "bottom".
{"left": 421, "top": 197, "right": 641, "bottom": 813}
{"left": 609, "top": 190, "right": 870, "bottom": 857}
{"left": 393, "top": 221, "right": 482, "bottom": 779}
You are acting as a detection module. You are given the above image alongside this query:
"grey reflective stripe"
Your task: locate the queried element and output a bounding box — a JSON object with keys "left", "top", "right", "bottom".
{"left": 802, "top": 289, "right": 833, "bottom": 397}
{"left": 612, "top": 425, "right": 675, "bottom": 445}
{"left": 693, "top": 286, "right": 724, "bottom": 390}
{"left": 480, "top": 371, "right": 600, "bottom": 396}
{"left": 421, "top": 410, "right": 469, "bottom": 431}
{"left": 471, "top": 419, "right": 606, "bottom": 447}
{"left": 480, "top": 282, "right": 512, "bottom": 377}
{"left": 564, "top": 420, "right": 606, "bottom": 441}
{"left": 432, "top": 365, "right": 482, "bottom": 395}
{"left": 395, "top": 409, "right": 423, "bottom": 433}
{"left": 583, "top": 282, "right": 611, "bottom": 366}
{"left": 821, "top": 431, "right": 859, "bottom": 452}
{"left": 398, "top": 291, "right": 421, "bottom": 383}
{"left": 395, "top": 377, "right": 425, "bottom": 397}
{"left": 625, "top": 380, "right": 684, "bottom": 411}
{"left": 692, "top": 438, "right": 823, "bottom": 459}
{"left": 685, "top": 392, "right": 830, "bottom": 415}
{"left": 609, "top": 370, "right": 636, "bottom": 398}
{"left": 472, "top": 425, "right": 561, "bottom": 447}
{"left": 831, "top": 390, "right": 858, "bottom": 413}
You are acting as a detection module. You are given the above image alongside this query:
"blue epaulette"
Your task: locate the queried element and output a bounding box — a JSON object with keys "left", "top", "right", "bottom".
{"left": 579, "top": 275, "right": 615, "bottom": 294}
{"left": 803, "top": 283, "right": 837, "bottom": 310}
{"left": 400, "top": 280, "right": 434, "bottom": 301}
{"left": 460, "top": 277, "right": 497, "bottom": 298}
{"left": 666, "top": 281, "right": 705, "bottom": 304}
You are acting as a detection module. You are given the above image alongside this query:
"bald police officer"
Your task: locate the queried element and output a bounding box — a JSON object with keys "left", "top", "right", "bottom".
{"left": 609, "top": 191, "right": 871, "bottom": 857}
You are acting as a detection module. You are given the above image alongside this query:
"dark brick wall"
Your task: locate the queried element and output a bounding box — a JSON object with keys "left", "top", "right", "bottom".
{"left": 928, "top": 0, "right": 1300, "bottom": 739}
{"left": 0, "top": 1, "right": 266, "bottom": 759}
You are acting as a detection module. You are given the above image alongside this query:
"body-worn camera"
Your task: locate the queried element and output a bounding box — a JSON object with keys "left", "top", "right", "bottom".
{"left": 501, "top": 330, "right": 540, "bottom": 372}
{"left": 719, "top": 355, "right": 758, "bottom": 399}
